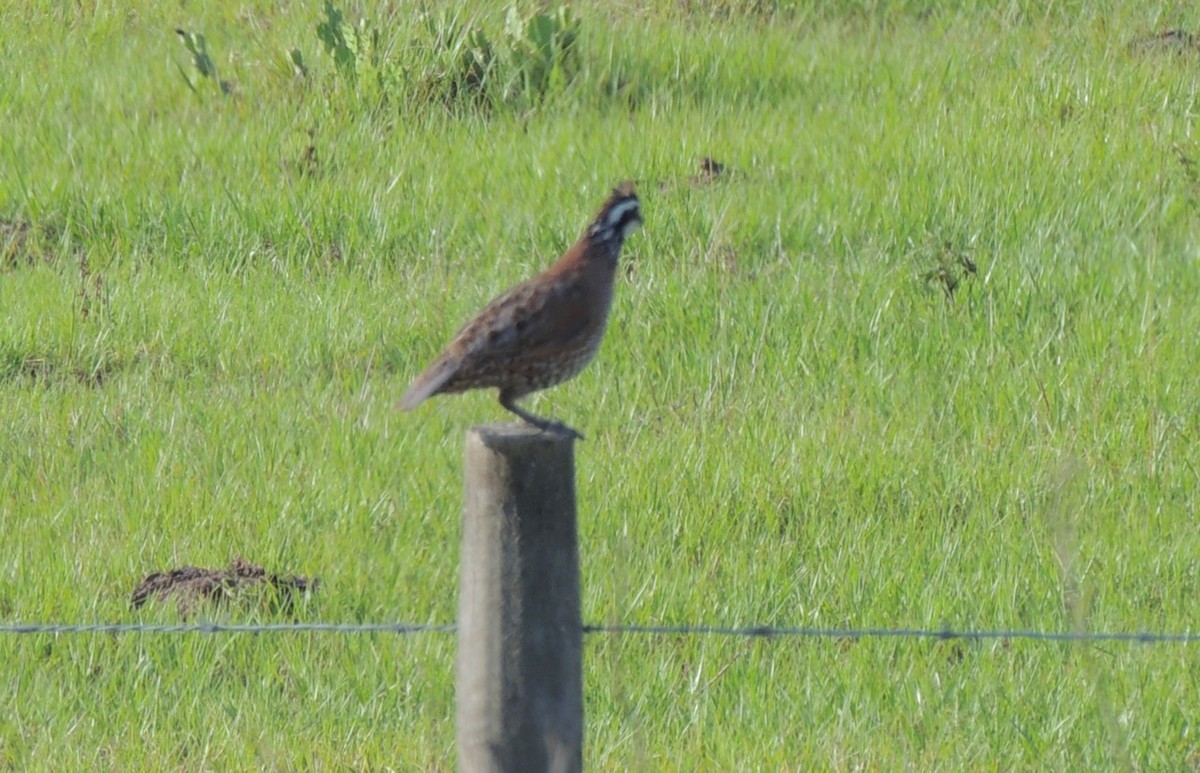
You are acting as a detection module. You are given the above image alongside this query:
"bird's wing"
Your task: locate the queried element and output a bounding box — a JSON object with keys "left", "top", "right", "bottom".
{"left": 454, "top": 274, "right": 594, "bottom": 359}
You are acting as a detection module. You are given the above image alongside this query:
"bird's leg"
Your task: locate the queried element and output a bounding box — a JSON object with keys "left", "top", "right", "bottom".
{"left": 499, "top": 391, "right": 584, "bottom": 441}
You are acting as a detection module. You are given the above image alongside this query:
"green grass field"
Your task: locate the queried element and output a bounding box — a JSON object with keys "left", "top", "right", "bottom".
{"left": 4, "top": 0, "right": 1200, "bottom": 767}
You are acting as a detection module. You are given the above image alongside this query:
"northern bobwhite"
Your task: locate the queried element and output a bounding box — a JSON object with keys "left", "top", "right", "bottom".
{"left": 398, "top": 181, "right": 643, "bottom": 439}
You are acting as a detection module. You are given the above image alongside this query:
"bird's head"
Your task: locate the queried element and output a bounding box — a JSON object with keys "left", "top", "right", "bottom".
{"left": 586, "top": 180, "right": 642, "bottom": 246}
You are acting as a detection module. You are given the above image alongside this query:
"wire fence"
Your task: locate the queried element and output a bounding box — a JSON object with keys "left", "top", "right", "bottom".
{"left": 0, "top": 621, "right": 1196, "bottom": 643}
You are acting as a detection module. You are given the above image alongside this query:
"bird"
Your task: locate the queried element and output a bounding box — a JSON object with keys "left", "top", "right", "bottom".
{"left": 398, "top": 181, "right": 643, "bottom": 439}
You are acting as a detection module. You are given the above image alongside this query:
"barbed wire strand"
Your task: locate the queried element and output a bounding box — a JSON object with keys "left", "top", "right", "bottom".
{"left": 0, "top": 622, "right": 452, "bottom": 635}
{"left": 0, "top": 621, "right": 1195, "bottom": 643}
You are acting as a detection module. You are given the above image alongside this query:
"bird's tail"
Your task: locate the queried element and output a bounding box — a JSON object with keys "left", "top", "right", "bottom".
{"left": 397, "top": 354, "right": 459, "bottom": 411}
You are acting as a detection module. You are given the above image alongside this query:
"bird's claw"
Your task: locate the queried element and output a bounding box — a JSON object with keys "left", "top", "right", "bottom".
{"left": 530, "top": 419, "right": 584, "bottom": 441}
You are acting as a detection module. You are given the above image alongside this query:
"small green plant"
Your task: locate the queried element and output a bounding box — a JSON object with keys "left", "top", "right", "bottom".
{"left": 411, "top": 11, "right": 497, "bottom": 109}
{"left": 316, "top": 1, "right": 405, "bottom": 103}
{"left": 288, "top": 48, "right": 308, "bottom": 78}
{"left": 500, "top": 5, "right": 579, "bottom": 107}
{"left": 315, "top": 2, "right": 364, "bottom": 84}
{"left": 315, "top": 3, "right": 581, "bottom": 112}
{"left": 174, "top": 28, "right": 233, "bottom": 95}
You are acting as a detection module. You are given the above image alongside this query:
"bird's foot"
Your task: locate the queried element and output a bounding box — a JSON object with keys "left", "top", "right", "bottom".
{"left": 525, "top": 417, "right": 584, "bottom": 441}
{"left": 500, "top": 394, "right": 584, "bottom": 440}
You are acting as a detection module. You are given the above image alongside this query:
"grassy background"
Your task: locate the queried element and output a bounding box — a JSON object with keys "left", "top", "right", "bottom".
{"left": 3, "top": 0, "right": 1200, "bottom": 767}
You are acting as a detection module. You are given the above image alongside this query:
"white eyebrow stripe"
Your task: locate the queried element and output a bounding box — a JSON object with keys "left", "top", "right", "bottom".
{"left": 604, "top": 198, "right": 641, "bottom": 226}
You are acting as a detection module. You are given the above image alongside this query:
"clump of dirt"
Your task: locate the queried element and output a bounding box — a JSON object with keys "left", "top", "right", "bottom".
{"left": 1130, "top": 29, "right": 1200, "bottom": 55}
{"left": 690, "top": 156, "right": 731, "bottom": 186}
{"left": 920, "top": 241, "right": 978, "bottom": 302}
{"left": 1, "top": 216, "right": 81, "bottom": 268}
{"left": 656, "top": 155, "right": 738, "bottom": 192}
{"left": 0, "top": 353, "right": 119, "bottom": 389}
{"left": 130, "top": 558, "right": 318, "bottom": 617}
{"left": 1, "top": 217, "right": 34, "bottom": 267}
